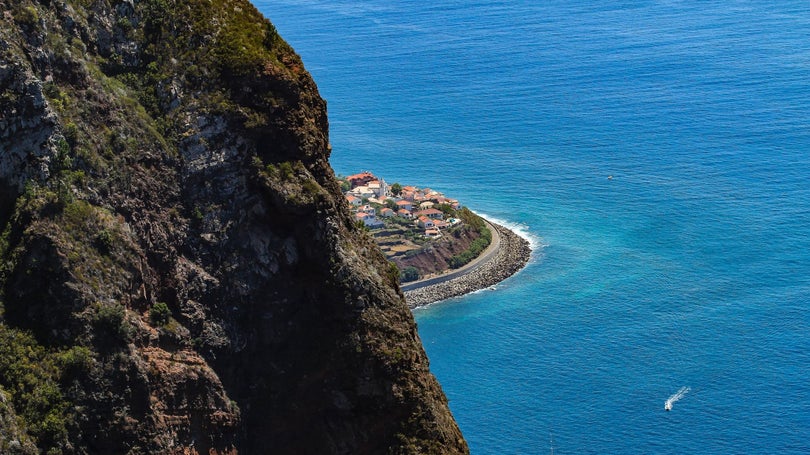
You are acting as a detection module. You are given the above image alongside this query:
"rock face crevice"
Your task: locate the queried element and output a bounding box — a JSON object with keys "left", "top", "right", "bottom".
{"left": 0, "top": 59, "right": 59, "bottom": 191}
{"left": 0, "top": 1, "right": 468, "bottom": 453}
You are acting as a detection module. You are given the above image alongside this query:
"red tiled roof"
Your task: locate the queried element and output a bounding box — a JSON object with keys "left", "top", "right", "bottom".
{"left": 347, "top": 172, "right": 375, "bottom": 181}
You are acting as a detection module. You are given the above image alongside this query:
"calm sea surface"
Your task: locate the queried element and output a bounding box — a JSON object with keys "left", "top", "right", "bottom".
{"left": 255, "top": 1, "right": 810, "bottom": 453}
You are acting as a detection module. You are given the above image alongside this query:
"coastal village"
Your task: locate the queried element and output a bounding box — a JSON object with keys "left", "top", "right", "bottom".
{"left": 339, "top": 171, "right": 531, "bottom": 305}
{"left": 339, "top": 171, "right": 489, "bottom": 282}
{"left": 341, "top": 171, "right": 463, "bottom": 238}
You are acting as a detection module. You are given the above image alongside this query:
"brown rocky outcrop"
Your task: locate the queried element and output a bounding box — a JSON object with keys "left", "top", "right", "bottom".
{"left": 393, "top": 226, "right": 482, "bottom": 277}
{"left": 0, "top": 0, "right": 468, "bottom": 453}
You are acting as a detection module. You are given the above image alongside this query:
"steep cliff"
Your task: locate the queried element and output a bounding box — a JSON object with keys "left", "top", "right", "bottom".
{"left": 0, "top": 1, "right": 469, "bottom": 453}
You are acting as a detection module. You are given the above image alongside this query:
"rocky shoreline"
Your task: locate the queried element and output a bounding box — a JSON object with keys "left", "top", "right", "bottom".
{"left": 403, "top": 222, "right": 532, "bottom": 308}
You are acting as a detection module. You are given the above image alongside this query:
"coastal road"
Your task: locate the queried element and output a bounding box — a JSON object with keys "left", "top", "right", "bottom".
{"left": 400, "top": 220, "right": 502, "bottom": 292}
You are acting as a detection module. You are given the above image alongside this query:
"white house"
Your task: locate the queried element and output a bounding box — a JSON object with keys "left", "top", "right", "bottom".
{"left": 356, "top": 211, "right": 383, "bottom": 228}
{"left": 367, "top": 179, "right": 387, "bottom": 198}
{"left": 414, "top": 208, "right": 444, "bottom": 220}
{"left": 416, "top": 216, "right": 435, "bottom": 229}
{"left": 433, "top": 220, "right": 449, "bottom": 230}
{"left": 346, "top": 195, "right": 362, "bottom": 206}
{"left": 349, "top": 186, "right": 375, "bottom": 200}
{"left": 396, "top": 200, "right": 413, "bottom": 212}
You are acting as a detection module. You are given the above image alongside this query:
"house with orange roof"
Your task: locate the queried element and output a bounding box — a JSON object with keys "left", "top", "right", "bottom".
{"left": 356, "top": 210, "right": 383, "bottom": 228}
{"left": 413, "top": 208, "right": 444, "bottom": 220}
{"left": 345, "top": 195, "right": 361, "bottom": 206}
{"left": 416, "top": 216, "right": 435, "bottom": 229}
{"left": 397, "top": 209, "right": 413, "bottom": 219}
{"left": 346, "top": 171, "right": 377, "bottom": 188}
{"left": 380, "top": 208, "right": 395, "bottom": 218}
{"left": 395, "top": 200, "right": 413, "bottom": 212}
{"left": 433, "top": 220, "right": 449, "bottom": 230}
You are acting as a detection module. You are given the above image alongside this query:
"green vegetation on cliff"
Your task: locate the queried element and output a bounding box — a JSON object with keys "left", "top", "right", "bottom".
{"left": 448, "top": 208, "right": 492, "bottom": 269}
{"left": 0, "top": 326, "right": 73, "bottom": 453}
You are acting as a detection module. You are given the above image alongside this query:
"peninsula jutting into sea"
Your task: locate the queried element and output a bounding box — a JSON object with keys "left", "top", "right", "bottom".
{"left": 339, "top": 172, "right": 531, "bottom": 307}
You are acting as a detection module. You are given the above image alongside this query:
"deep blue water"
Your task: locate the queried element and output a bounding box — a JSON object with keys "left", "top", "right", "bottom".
{"left": 255, "top": 1, "right": 810, "bottom": 453}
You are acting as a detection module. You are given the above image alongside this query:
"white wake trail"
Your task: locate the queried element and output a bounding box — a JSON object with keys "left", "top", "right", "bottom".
{"left": 664, "top": 386, "right": 690, "bottom": 411}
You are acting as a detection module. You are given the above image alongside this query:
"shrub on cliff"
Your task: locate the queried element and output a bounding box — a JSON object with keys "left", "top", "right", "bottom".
{"left": 449, "top": 225, "right": 491, "bottom": 269}
{"left": 457, "top": 207, "right": 485, "bottom": 230}
{"left": 150, "top": 302, "right": 172, "bottom": 327}
{"left": 400, "top": 266, "right": 420, "bottom": 283}
{"left": 0, "top": 326, "right": 72, "bottom": 452}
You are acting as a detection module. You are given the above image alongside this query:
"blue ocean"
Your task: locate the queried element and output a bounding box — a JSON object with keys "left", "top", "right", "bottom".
{"left": 255, "top": 1, "right": 810, "bottom": 453}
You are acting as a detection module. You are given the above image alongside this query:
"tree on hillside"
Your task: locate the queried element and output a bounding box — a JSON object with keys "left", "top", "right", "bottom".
{"left": 437, "top": 203, "right": 456, "bottom": 217}
{"left": 390, "top": 182, "right": 402, "bottom": 196}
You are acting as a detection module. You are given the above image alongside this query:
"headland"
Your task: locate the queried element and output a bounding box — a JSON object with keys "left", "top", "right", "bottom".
{"left": 339, "top": 172, "right": 532, "bottom": 308}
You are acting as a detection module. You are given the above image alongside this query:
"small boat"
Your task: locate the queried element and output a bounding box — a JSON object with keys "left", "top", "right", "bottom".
{"left": 665, "top": 386, "right": 689, "bottom": 411}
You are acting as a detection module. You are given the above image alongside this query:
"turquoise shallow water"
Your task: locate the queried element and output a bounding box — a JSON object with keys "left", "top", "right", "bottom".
{"left": 256, "top": 1, "right": 810, "bottom": 453}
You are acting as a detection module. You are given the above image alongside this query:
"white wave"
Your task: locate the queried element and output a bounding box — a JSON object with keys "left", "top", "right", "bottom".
{"left": 469, "top": 284, "right": 499, "bottom": 295}
{"left": 665, "top": 386, "right": 690, "bottom": 411}
{"left": 473, "top": 211, "right": 547, "bottom": 253}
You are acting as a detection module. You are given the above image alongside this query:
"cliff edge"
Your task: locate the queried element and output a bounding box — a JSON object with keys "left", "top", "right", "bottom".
{"left": 0, "top": 0, "right": 468, "bottom": 453}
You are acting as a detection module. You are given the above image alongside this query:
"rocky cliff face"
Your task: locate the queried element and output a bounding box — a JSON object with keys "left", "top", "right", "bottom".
{"left": 0, "top": 1, "right": 468, "bottom": 453}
